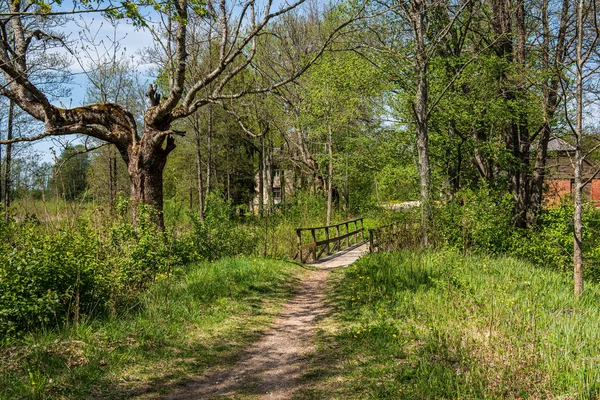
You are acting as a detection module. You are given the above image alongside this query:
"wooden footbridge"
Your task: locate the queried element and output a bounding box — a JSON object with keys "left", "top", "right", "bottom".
{"left": 294, "top": 217, "right": 419, "bottom": 266}
{"left": 294, "top": 217, "right": 366, "bottom": 264}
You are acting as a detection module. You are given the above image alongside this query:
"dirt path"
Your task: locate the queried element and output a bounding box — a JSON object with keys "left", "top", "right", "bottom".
{"left": 165, "top": 243, "right": 368, "bottom": 400}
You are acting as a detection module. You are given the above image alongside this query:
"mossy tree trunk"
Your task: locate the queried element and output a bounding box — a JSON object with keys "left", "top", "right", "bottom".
{"left": 126, "top": 128, "right": 176, "bottom": 229}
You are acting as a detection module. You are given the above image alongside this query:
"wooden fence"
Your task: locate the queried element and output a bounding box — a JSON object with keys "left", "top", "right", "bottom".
{"left": 295, "top": 218, "right": 365, "bottom": 263}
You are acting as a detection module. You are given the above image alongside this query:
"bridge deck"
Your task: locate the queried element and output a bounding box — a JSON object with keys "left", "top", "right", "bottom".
{"left": 308, "top": 241, "right": 369, "bottom": 269}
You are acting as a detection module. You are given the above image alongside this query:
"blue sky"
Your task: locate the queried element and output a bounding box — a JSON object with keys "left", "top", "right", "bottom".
{"left": 30, "top": 8, "right": 155, "bottom": 161}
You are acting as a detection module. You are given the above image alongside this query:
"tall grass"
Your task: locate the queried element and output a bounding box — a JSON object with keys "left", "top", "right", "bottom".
{"left": 0, "top": 257, "right": 301, "bottom": 399}
{"left": 300, "top": 250, "right": 600, "bottom": 399}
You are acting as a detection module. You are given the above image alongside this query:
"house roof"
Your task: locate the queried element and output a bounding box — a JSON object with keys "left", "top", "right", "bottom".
{"left": 548, "top": 137, "right": 576, "bottom": 151}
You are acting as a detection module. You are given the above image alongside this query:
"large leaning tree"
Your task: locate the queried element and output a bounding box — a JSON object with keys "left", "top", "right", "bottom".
{"left": 0, "top": 0, "right": 344, "bottom": 227}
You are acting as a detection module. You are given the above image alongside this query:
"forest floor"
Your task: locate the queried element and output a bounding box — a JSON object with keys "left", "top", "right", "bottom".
{"left": 160, "top": 243, "right": 368, "bottom": 400}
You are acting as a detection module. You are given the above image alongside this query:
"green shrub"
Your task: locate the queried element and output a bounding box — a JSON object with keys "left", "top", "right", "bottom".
{"left": 189, "top": 193, "right": 257, "bottom": 260}
{"left": 510, "top": 203, "right": 600, "bottom": 280}
{"left": 0, "top": 221, "right": 104, "bottom": 336}
{"left": 434, "top": 185, "right": 515, "bottom": 253}
{"left": 509, "top": 203, "right": 573, "bottom": 273}
{"left": 433, "top": 188, "right": 600, "bottom": 281}
{"left": 0, "top": 206, "right": 191, "bottom": 339}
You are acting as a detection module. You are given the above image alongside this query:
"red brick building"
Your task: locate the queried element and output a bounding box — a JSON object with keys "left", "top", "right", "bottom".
{"left": 545, "top": 138, "right": 600, "bottom": 206}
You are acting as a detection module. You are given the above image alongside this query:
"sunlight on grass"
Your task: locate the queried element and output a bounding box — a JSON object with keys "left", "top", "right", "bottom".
{"left": 0, "top": 257, "right": 301, "bottom": 399}
{"left": 299, "top": 250, "right": 600, "bottom": 399}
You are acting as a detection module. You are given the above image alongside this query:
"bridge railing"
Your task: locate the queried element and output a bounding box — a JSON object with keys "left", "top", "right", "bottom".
{"left": 295, "top": 218, "right": 365, "bottom": 263}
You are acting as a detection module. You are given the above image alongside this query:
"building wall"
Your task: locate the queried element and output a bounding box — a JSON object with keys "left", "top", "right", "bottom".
{"left": 545, "top": 179, "right": 571, "bottom": 206}
{"left": 591, "top": 180, "right": 600, "bottom": 206}
{"left": 545, "top": 179, "right": 600, "bottom": 206}
{"left": 544, "top": 152, "right": 600, "bottom": 207}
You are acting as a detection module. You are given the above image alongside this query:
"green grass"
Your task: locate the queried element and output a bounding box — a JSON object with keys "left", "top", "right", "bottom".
{"left": 0, "top": 257, "right": 302, "bottom": 399}
{"left": 298, "top": 250, "right": 600, "bottom": 399}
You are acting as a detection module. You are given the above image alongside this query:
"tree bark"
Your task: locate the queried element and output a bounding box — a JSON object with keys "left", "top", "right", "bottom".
{"left": 512, "top": 0, "right": 530, "bottom": 228}
{"left": 258, "top": 135, "right": 265, "bottom": 216}
{"left": 573, "top": 0, "right": 585, "bottom": 297}
{"left": 126, "top": 126, "right": 175, "bottom": 229}
{"left": 108, "top": 146, "right": 118, "bottom": 213}
{"left": 194, "top": 115, "right": 205, "bottom": 221}
{"left": 574, "top": 151, "right": 584, "bottom": 297}
{"left": 326, "top": 123, "right": 334, "bottom": 226}
{"left": 0, "top": 120, "right": 2, "bottom": 208}
{"left": 206, "top": 106, "right": 213, "bottom": 196}
{"left": 4, "top": 100, "right": 13, "bottom": 223}
{"left": 266, "top": 138, "right": 273, "bottom": 211}
{"left": 446, "top": 120, "right": 463, "bottom": 197}
{"left": 413, "top": 0, "right": 431, "bottom": 247}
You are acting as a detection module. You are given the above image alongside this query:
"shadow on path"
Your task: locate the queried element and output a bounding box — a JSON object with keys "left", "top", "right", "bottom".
{"left": 162, "top": 244, "right": 368, "bottom": 400}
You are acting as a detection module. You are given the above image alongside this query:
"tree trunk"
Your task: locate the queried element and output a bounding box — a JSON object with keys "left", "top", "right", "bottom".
{"left": 266, "top": 139, "right": 273, "bottom": 211}
{"left": 489, "top": 0, "right": 532, "bottom": 227}
{"left": 528, "top": 0, "right": 569, "bottom": 226}
{"left": 413, "top": 0, "right": 431, "bottom": 247}
{"left": 574, "top": 152, "right": 584, "bottom": 296}
{"left": 193, "top": 115, "right": 205, "bottom": 221}
{"left": 226, "top": 152, "right": 231, "bottom": 201}
{"left": 4, "top": 100, "right": 13, "bottom": 223}
{"left": 508, "top": 0, "right": 531, "bottom": 229}
{"left": 326, "top": 124, "right": 334, "bottom": 226}
{"left": 126, "top": 131, "right": 174, "bottom": 230}
{"left": 573, "top": 0, "right": 585, "bottom": 297}
{"left": 281, "top": 169, "right": 286, "bottom": 209}
{"left": 206, "top": 106, "right": 213, "bottom": 196}
{"left": 446, "top": 120, "right": 463, "bottom": 197}
{"left": 108, "top": 146, "right": 117, "bottom": 213}
{"left": 258, "top": 136, "right": 264, "bottom": 216}
{"left": 529, "top": 121, "right": 551, "bottom": 225}
{"left": 0, "top": 122, "right": 2, "bottom": 208}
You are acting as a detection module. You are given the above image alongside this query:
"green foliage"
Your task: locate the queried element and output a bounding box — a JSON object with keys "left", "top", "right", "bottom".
{"left": 509, "top": 204, "right": 574, "bottom": 275}
{"left": 510, "top": 204, "right": 600, "bottom": 281}
{"left": 433, "top": 187, "right": 600, "bottom": 281}
{"left": 434, "top": 185, "right": 516, "bottom": 253}
{"left": 49, "top": 145, "right": 91, "bottom": 201}
{"left": 0, "top": 188, "right": 364, "bottom": 340}
{"left": 0, "top": 221, "right": 101, "bottom": 337}
{"left": 188, "top": 193, "right": 257, "bottom": 261}
{"left": 0, "top": 204, "right": 188, "bottom": 339}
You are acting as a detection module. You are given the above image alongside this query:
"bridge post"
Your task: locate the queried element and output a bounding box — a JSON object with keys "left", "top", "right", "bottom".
{"left": 360, "top": 218, "right": 365, "bottom": 241}
{"left": 345, "top": 222, "right": 349, "bottom": 247}
{"left": 325, "top": 227, "right": 330, "bottom": 255}
{"left": 336, "top": 224, "right": 340, "bottom": 252}
{"left": 296, "top": 229, "right": 302, "bottom": 263}
{"left": 311, "top": 228, "right": 317, "bottom": 262}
